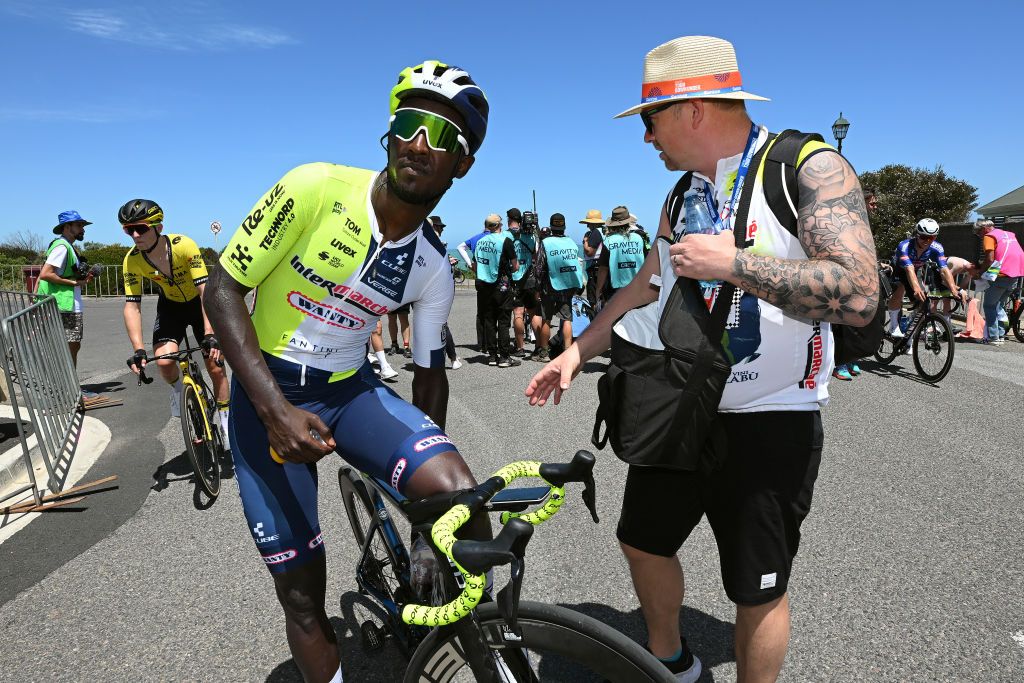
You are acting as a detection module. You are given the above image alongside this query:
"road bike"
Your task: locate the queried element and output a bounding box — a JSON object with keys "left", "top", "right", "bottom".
{"left": 339, "top": 450, "right": 675, "bottom": 682}
{"left": 134, "top": 344, "right": 225, "bottom": 498}
{"left": 452, "top": 266, "right": 467, "bottom": 286}
{"left": 875, "top": 290, "right": 956, "bottom": 383}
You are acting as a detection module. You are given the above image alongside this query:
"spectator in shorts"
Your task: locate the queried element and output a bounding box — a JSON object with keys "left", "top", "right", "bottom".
{"left": 971, "top": 218, "right": 1024, "bottom": 345}
{"left": 37, "top": 211, "right": 96, "bottom": 370}
{"left": 533, "top": 213, "right": 584, "bottom": 361}
{"left": 431, "top": 215, "right": 463, "bottom": 369}
{"left": 507, "top": 207, "right": 539, "bottom": 358}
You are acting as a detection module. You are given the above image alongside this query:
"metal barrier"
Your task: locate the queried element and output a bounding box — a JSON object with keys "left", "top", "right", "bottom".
{"left": 0, "top": 291, "right": 82, "bottom": 508}
{"left": 1, "top": 263, "right": 217, "bottom": 298}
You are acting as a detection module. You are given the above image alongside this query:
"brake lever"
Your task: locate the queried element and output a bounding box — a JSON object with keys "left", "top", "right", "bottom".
{"left": 582, "top": 474, "right": 599, "bottom": 524}
{"left": 496, "top": 554, "right": 525, "bottom": 635}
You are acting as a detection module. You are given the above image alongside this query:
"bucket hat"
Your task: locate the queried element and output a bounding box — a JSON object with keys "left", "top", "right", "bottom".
{"left": 580, "top": 209, "right": 605, "bottom": 225}
{"left": 615, "top": 35, "right": 769, "bottom": 119}
{"left": 606, "top": 206, "right": 632, "bottom": 228}
{"left": 53, "top": 210, "right": 92, "bottom": 234}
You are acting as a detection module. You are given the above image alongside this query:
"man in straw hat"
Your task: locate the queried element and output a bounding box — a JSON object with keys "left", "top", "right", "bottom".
{"left": 596, "top": 205, "right": 647, "bottom": 305}
{"left": 579, "top": 209, "right": 606, "bottom": 308}
{"left": 526, "top": 36, "right": 878, "bottom": 682}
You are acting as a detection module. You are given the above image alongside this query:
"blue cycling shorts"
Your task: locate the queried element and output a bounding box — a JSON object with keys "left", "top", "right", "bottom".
{"left": 229, "top": 353, "right": 459, "bottom": 574}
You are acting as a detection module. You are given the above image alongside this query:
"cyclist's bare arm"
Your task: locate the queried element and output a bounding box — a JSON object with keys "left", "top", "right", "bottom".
{"left": 123, "top": 300, "right": 146, "bottom": 353}
{"left": 204, "top": 266, "right": 334, "bottom": 462}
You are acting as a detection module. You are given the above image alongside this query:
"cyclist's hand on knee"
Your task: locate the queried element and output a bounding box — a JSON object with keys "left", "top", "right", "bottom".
{"left": 267, "top": 406, "right": 335, "bottom": 463}
{"left": 525, "top": 344, "right": 581, "bottom": 407}
{"left": 912, "top": 286, "right": 926, "bottom": 302}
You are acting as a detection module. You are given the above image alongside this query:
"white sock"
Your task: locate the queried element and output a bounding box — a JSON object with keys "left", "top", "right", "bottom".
{"left": 374, "top": 350, "right": 388, "bottom": 365}
{"left": 328, "top": 666, "right": 343, "bottom": 683}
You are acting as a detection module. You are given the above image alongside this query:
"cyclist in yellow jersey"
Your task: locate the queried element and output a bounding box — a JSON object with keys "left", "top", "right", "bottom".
{"left": 120, "top": 199, "right": 230, "bottom": 440}
{"left": 205, "top": 61, "right": 490, "bottom": 683}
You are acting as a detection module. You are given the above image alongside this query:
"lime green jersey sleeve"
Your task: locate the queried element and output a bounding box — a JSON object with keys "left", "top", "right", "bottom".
{"left": 219, "top": 163, "right": 328, "bottom": 288}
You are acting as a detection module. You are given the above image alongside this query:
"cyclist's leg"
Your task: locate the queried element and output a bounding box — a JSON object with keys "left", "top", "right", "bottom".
{"left": 184, "top": 297, "right": 230, "bottom": 402}
{"left": 152, "top": 297, "right": 185, "bottom": 384}
{"left": 229, "top": 362, "right": 337, "bottom": 681}
{"left": 887, "top": 279, "right": 906, "bottom": 332}
{"left": 327, "top": 364, "right": 490, "bottom": 541}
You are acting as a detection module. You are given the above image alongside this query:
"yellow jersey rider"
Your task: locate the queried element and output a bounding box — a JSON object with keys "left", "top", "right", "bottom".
{"left": 120, "top": 199, "right": 230, "bottom": 442}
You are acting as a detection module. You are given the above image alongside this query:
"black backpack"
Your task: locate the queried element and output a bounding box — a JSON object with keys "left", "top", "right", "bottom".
{"left": 666, "top": 129, "right": 886, "bottom": 366}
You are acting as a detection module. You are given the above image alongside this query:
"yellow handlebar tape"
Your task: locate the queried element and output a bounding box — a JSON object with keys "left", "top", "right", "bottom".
{"left": 400, "top": 459, "right": 569, "bottom": 626}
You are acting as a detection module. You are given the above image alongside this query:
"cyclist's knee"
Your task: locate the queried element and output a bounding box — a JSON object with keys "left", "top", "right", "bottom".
{"left": 405, "top": 450, "right": 475, "bottom": 499}
{"left": 273, "top": 574, "right": 326, "bottom": 627}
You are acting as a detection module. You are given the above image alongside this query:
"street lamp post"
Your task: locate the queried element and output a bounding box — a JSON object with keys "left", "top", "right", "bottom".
{"left": 832, "top": 112, "right": 850, "bottom": 154}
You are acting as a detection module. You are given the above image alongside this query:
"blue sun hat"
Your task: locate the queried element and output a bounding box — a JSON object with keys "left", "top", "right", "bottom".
{"left": 53, "top": 210, "right": 92, "bottom": 234}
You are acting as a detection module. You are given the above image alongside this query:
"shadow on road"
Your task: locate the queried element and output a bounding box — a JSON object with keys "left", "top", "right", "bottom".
{"left": 855, "top": 360, "right": 944, "bottom": 387}
{"left": 81, "top": 380, "right": 125, "bottom": 395}
{"left": 266, "top": 591, "right": 408, "bottom": 682}
{"left": 151, "top": 448, "right": 235, "bottom": 510}
{"left": 561, "top": 601, "right": 734, "bottom": 681}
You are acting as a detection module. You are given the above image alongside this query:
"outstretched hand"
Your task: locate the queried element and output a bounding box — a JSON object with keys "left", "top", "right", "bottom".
{"left": 525, "top": 344, "right": 582, "bottom": 406}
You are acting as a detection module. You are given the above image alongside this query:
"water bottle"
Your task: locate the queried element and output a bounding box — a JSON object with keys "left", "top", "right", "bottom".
{"left": 410, "top": 534, "right": 438, "bottom": 601}
{"left": 682, "top": 192, "right": 721, "bottom": 289}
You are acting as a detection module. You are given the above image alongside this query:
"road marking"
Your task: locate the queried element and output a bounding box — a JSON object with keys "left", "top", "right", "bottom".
{"left": 1013, "top": 630, "right": 1024, "bottom": 651}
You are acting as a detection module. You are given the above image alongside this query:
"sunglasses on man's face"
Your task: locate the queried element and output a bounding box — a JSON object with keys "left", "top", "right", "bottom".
{"left": 641, "top": 101, "right": 679, "bottom": 134}
{"left": 123, "top": 224, "right": 152, "bottom": 237}
{"left": 389, "top": 107, "right": 469, "bottom": 155}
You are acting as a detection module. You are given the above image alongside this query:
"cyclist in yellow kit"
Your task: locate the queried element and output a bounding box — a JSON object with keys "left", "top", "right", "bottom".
{"left": 204, "top": 61, "right": 491, "bottom": 683}
{"left": 120, "top": 199, "right": 230, "bottom": 442}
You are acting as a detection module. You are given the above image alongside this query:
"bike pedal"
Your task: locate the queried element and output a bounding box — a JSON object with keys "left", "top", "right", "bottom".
{"left": 360, "top": 620, "right": 386, "bottom": 651}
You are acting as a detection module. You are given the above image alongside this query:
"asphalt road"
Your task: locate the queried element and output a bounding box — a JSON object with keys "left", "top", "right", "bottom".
{"left": 0, "top": 293, "right": 1022, "bottom": 682}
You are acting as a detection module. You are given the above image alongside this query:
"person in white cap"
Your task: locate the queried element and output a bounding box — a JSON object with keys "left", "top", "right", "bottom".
{"left": 526, "top": 35, "right": 878, "bottom": 683}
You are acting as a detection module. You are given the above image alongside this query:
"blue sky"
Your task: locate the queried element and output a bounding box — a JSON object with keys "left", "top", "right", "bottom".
{"left": 1, "top": 0, "right": 1021, "bottom": 251}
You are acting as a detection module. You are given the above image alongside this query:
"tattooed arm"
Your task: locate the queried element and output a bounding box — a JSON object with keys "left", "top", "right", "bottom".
{"left": 730, "top": 151, "right": 878, "bottom": 326}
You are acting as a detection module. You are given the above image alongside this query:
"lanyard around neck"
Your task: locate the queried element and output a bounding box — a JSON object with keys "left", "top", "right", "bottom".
{"left": 702, "top": 123, "right": 760, "bottom": 233}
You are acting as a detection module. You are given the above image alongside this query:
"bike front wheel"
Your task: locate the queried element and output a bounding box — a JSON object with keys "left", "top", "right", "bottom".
{"left": 181, "top": 383, "right": 221, "bottom": 498}
{"left": 912, "top": 313, "right": 954, "bottom": 382}
{"left": 453, "top": 270, "right": 465, "bottom": 285}
{"left": 403, "top": 600, "right": 676, "bottom": 683}
{"left": 1011, "top": 306, "right": 1024, "bottom": 343}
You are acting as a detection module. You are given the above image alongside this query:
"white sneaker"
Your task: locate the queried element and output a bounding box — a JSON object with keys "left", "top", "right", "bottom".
{"left": 169, "top": 381, "right": 182, "bottom": 418}
{"left": 368, "top": 352, "right": 379, "bottom": 365}
{"left": 889, "top": 326, "right": 904, "bottom": 338}
{"left": 450, "top": 358, "right": 463, "bottom": 370}
{"left": 379, "top": 364, "right": 399, "bottom": 382}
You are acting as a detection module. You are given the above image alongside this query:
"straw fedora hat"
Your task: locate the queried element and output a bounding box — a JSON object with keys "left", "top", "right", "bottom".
{"left": 615, "top": 35, "right": 768, "bottom": 118}
{"left": 580, "top": 209, "right": 605, "bottom": 225}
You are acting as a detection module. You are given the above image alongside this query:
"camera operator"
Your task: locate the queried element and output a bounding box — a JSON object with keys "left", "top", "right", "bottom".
{"left": 508, "top": 208, "right": 540, "bottom": 358}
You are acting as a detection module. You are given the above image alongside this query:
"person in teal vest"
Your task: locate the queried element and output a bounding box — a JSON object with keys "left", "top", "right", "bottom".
{"left": 473, "top": 213, "right": 520, "bottom": 366}
{"left": 597, "top": 205, "right": 647, "bottom": 305}
{"left": 37, "top": 210, "right": 96, "bottom": 369}
{"left": 507, "top": 207, "right": 539, "bottom": 358}
{"left": 532, "top": 212, "right": 584, "bottom": 361}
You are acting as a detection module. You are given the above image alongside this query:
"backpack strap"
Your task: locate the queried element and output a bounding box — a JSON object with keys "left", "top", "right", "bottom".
{"left": 665, "top": 171, "right": 694, "bottom": 236}
{"left": 760, "top": 129, "right": 830, "bottom": 237}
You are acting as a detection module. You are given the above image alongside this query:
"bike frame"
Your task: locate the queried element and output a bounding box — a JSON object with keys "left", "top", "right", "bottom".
{"left": 178, "top": 356, "right": 216, "bottom": 443}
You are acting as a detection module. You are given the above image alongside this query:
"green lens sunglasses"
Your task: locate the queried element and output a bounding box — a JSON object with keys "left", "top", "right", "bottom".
{"left": 389, "top": 107, "right": 469, "bottom": 155}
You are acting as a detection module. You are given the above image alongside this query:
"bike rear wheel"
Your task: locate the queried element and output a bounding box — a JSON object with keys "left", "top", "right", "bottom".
{"left": 181, "top": 383, "right": 221, "bottom": 498}
{"left": 912, "top": 313, "right": 954, "bottom": 382}
{"left": 403, "top": 601, "right": 676, "bottom": 683}
{"left": 453, "top": 270, "right": 465, "bottom": 285}
{"left": 1011, "top": 304, "right": 1024, "bottom": 343}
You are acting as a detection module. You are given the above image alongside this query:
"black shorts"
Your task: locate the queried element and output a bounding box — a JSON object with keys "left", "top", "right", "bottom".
{"left": 511, "top": 283, "right": 538, "bottom": 310}
{"left": 616, "top": 411, "right": 823, "bottom": 606}
{"left": 153, "top": 296, "right": 205, "bottom": 347}
{"left": 540, "top": 291, "right": 574, "bottom": 322}
{"left": 390, "top": 303, "right": 412, "bottom": 316}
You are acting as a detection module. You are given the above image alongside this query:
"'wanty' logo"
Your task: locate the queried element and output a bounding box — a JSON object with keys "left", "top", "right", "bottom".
{"left": 413, "top": 435, "right": 453, "bottom": 453}
{"left": 287, "top": 291, "right": 366, "bottom": 330}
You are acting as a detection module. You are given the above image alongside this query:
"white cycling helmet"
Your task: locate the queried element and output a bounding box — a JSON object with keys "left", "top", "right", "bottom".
{"left": 915, "top": 218, "right": 940, "bottom": 236}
